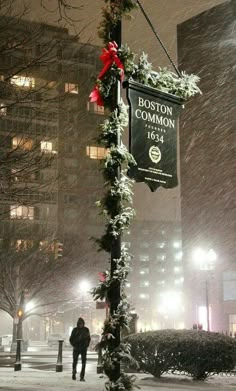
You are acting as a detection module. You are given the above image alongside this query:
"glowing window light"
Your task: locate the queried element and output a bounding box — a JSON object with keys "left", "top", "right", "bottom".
{"left": 11, "top": 75, "right": 35, "bottom": 88}
{"left": 198, "top": 305, "right": 211, "bottom": 331}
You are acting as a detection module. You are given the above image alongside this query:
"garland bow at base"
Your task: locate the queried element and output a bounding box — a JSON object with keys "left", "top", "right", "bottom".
{"left": 89, "top": 41, "right": 124, "bottom": 107}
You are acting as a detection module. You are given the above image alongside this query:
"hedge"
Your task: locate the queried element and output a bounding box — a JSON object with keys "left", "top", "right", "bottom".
{"left": 125, "top": 329, "right": 236, "bottom": 380}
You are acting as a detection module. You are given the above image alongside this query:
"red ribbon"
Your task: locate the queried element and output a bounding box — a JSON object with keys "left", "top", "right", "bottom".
{"left": 89, "top": 41, "right": 124, "bottom": 107}
{"left": 98, "top": 272, "right": 106, "bottom": 282}
{"left": 89, "top": 85, "right": 104, "bottom": 107}
{"left": 98, "top": 41, "right": 124, "bottom": 81}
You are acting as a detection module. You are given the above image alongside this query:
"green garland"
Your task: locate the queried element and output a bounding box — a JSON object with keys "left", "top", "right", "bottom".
{"left": 92, "top": 2, "right": 201, "bottom": 390}
{"left": 98, "top": 0, "right": 138, "bottom": 43}
{"left": 98, "top": 45, "right": 201, "bottom": 111}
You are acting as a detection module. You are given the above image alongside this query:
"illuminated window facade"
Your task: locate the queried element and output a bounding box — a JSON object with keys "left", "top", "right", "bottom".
{"left": 10, "top": 205, "right": 34, "bottom": 220}
{"left": 86, "top": 146, "right": 107, "bottom": 160}
{"left": 87, "top": 101, "right": 104, "bottom": 115}
{"left": 11, "top": 75, "right": 35, "bottom": 88}
{"left": 65, "top": 83, "right": 79, "bottom": 94}
{"left": 12, "top": 239, "right": 34, "bottom": 251}
{"left": 12, "top": 136, "right": 33, "bottom": 150}
{"left": 0, "top": 103, "right": 6, "bottom": 116}
{"left": 41, "top": 141, "right": 53, "bottom": 152}
{"left": 125, "top": 222, "right": 184, "bottom": 331}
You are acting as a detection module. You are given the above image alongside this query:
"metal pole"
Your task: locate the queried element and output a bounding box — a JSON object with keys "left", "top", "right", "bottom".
{"left": 109, "top": 14, "right": 122, "bottom": 383}
{"left": 205, "top": 279, "right": 210, "bottom": 331}
{"left": 56, "top": 339, "right": 64, "bottom": 372}
{"left": 14, "top": 339, "right": 22, "bottom": 371}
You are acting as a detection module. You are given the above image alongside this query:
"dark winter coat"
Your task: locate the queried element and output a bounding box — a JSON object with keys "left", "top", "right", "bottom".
{"left": 69, "top": 326, "right": 91, "bottom": 350}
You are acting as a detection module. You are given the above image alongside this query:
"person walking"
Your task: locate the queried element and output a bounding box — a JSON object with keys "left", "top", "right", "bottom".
{"left": 69, "top": 317, "right": 91, "bottom": 381}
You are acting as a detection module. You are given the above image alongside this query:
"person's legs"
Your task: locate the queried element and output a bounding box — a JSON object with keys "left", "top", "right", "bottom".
{"left": 80, "top": 349, "right": 87, "bottom": 381}
{"left": 72, "top": 349, "right": 79, "bottom": 380}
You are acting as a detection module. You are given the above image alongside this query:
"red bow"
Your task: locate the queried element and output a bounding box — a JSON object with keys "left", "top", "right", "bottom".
{"left": 89, "top": 85, "right": 104, "bottom": 107}
{"left": 89, "top": 41, "right": 124, "bottom": 107}
{"left": 98, "top": 41, "right": 124, "bottom": 81}
{"left": 98, "top": 272, "right": 106, "bottom": 282}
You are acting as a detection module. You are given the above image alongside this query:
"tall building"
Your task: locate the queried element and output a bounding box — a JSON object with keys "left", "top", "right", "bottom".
{"left": 124, "top": 220, "right": 184, "bottom": 331}
{"left": 0, "top": 16, "right": 106, "bottom": 337}
{"left": 177, "top": 0, "right": 236, "bottom": 332}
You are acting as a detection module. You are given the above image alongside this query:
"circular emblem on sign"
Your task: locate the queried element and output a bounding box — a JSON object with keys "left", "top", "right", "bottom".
{"left": 149, "top": 145, "right": 161, "bottom": 164}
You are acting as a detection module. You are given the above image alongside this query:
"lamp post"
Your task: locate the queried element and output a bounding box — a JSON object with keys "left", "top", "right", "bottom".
{"left": 78, "top": 279, "right": 92, "bottom": 323}
{"left": 192, "top": 248, "right": 217, "bottom": 331}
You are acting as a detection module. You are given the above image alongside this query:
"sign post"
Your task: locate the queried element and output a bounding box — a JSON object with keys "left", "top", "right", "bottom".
{"left": 125, "top": 80, "right": 184, "bottom": 191}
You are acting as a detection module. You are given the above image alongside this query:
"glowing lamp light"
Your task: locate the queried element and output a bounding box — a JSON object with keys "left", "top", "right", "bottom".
{"left": 192, "top": 248, "right": 217, "bottom": 271}
{"left": 79, "top": 280, "right": 91, "bottom": 293}
{"left": 158, "top": 291, "right": 183, "bottom": 315}
{"left": 25, "top": 301, "right": 34, "bottom": 312}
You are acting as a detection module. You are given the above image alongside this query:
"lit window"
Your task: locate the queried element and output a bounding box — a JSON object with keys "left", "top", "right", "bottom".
{"left": 156, "top": 242, "right": 165, "bottom": 248}
{"left": 174, "top": 266, "right": 182, "bottom": 273}
{"left": 140, "top": 281, "right": 149, "bottom": 288}
{"left": 173, "top": 241, "right": 181, "bottom": 249}
{"left": 13, "top": 239, "right": 34, "bottom": 251}
{"left": 39, "top": 240, "right": 54, "bottom": 253}
{"left": 12, "top": 136, "right": 32, "bottom": 150}
{"left": 86, "top": 146, "right": 107, "bottom": 160}
{"left": 87, "top": 101, "right": 104, "bottom": 115}
{"left": 175, "top": 251, "right": 183, "bottom": 261}
{"left": 139, "top": 293, "right": 149, "bottom": 299}
{"left": 174, "top": 277, "right": 184, "bottom": 285}
{"left": 139, "top": 255, "right": 149, "bottom": 262}
{"left": 11, "top": 76, "right": 35, "bottom": 88}
{"left": 10, "top": 205, "right": 34, "bottom": 220}
{"left": 41, "top": 141, "right": 52, "bottom": 153}
{"left": 157, "top": 280, "right": 165, "bottom": 285}
{"left": 139, "top": 267, "right": 149, "bottom": 275}
{"left": 0, "top": 103, "right": 6, "bottom": 116}
{"left": 65, "top": 83, "right": 79, "bottom": 94}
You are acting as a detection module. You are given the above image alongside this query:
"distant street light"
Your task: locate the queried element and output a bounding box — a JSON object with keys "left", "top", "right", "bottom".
{"left": 158, "top": 291, "right": 183, "bottom": 314}
{"left": 25, "top": 301, "right": 34, "bottom": 313}
{"left": 78, "top": 280, "right": 91, "bottom": 294}
{"left": 192, "top": 248, "right": 217, "bottom": 331}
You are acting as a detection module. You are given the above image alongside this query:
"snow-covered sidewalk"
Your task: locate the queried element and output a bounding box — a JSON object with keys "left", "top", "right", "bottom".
{"left": 0, "top": 368, "right": 236, "bottom": 391}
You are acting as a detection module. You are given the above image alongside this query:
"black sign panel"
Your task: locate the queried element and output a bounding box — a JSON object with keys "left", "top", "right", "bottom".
{"left": 124, "top": 80, "right": 184, "bottom": 192}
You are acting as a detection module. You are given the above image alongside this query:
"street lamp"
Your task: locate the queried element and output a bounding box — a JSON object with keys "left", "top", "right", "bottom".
{"left": 78, "top": 279, "right": 91, "bottom": 294}
{"left": 192, "top": 248, "right": 217, "bottom": 331}
{"left": 77, "top": 280, "right": 92, "bottom": 326}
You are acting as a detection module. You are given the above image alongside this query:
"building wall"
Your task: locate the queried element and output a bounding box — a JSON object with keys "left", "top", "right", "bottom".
{"left": 124, "top": 220, "right": 184, "bottom": 331}
{"left": 177, "top": 0, "right": 236, "bottom": 332}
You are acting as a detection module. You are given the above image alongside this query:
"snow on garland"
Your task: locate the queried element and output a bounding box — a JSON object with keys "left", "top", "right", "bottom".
{"left": 90, "top": 2, "right": 201, "bottom": 391}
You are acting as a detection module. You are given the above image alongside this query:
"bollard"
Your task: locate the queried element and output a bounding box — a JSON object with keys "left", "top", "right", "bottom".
{"left": 56, "top": 339, "right": 64, "bottom": 372}
{"left": 14, "top": 339, "right": 22, "bottom": 371}
{"left": 97, "top": 345, "right": 103, "bottom": 374}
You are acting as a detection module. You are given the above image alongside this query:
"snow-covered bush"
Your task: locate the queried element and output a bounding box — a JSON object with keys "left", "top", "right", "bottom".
{"left": 125, "top": 329, "right": 236, "bottom": 380}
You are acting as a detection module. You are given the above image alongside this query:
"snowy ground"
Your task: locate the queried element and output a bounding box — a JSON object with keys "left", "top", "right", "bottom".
{"left": 0, "top": 368, "right": 236, "bottom": 391}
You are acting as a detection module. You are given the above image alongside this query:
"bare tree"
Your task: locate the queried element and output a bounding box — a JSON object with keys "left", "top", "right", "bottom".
{"left": 0, "top": 227, "right": 79, "bottom": 344}
{"left": 0, "top": 0, "right": 105, "bottom": 344}
{"left": 0, "top": 3, "right": 63, "bottom": 211}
